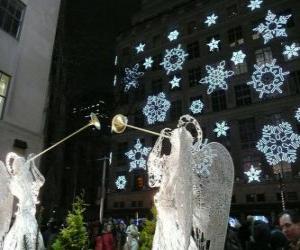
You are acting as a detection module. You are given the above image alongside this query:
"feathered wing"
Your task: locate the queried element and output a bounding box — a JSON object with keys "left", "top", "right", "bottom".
{"left": 0, "top": 160, "right": 13, "bottom": 247}
{"left": 192, "top": 142, "right": 234, "bottom": 250}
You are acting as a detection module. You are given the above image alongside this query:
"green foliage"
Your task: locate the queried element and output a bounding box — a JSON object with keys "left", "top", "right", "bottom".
{"left": 51, "top": 196, "right": 89, "bottom": 250}
{"left": 139, "top": 206, "right": 157, "bottom": 250}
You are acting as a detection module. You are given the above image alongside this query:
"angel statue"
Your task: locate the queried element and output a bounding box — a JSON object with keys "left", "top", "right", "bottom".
{"left": 0, "top": 152, "right": 45, "bottom": 250}
{"left": 147, "top": 115, "right": 234, "bottom": 250}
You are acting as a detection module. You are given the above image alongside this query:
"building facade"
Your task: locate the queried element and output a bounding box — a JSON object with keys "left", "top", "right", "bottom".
{"left": 0, "top": 0, "right": 61, "bottom": 161}
{"left": 108, "top": 0, "right": 300, "bottom": 220}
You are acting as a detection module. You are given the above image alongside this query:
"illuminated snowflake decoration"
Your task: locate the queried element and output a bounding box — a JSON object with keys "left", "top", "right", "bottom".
{"left": 143, "top": 92, "right": 171, "bottom": 124}
{"left": 125, "top": 139, "right": 152, "bottom": 172}
{"left": 135, "top": 43, "right": 145, "bottom": 53}
{"left": 160, "top": 44, "right": 188, "bottom": 75}
{"left": 205, "top": 13, "right": 218, "bottom": 27}
{"left": 169, "top": 75, "right": 181, "bottom": 88}
{"left": 231, "top": 50, "right": 246, "bottom": 65}
{"left": 113, "top": 75, "right": 117, "bottom": 86}
{"left": 257, "top": 122, "right": 300, "bottom": 165}
{"left": 213, "top": 121, "right": 230, "bottom": 137}
{"left": 244, "top": 165, "right": 262, "bottom": 183}
{"left": 247, "top": 0, "right": 263, "bottom": 11}
{"left": 283, "top": 43, "right": 300, "bottom": 60}
{"left": 207, "top": 38, "right": 220, "bottom": 52}
{"left": 143, "top": 56, "right": 154, "bottom": 69}
{"left": 199, "top": 60, "right": 234, "bottom": 94}
{"left": 189, "top": 99, "right": 204, "bottom": 114}
{"left": 168, "top": 30, "right": 179, "bottom": 41}
{"left": 115, "top": 176, "right": 127, "bottom": 189}
{"left": 295, "top": 108, "right": 300, "bottom": 122}
{"left": 123, "top": 64, "right": 144, "bottom": 92}
{"left": 247, "top": 59, "right": 289, "bottom": 98}
{"left": 253, "top": 10, "right": 291, "bottom": 44}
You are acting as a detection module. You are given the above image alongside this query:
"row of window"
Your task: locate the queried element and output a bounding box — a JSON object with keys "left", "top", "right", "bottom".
{"left": 0, "top": 71, "right": 10, "bottom": 118}
{"left": 113, "top": 200, "right": 144, "bottom": 208}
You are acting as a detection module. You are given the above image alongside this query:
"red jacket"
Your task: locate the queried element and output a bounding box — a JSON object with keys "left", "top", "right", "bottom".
{"left": 95, "top": 233, "right": 115, "bottom": 250}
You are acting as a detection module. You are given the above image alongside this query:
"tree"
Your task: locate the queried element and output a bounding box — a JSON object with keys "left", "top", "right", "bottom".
{"left": 139, "top": 206, "right": 157, "bottom": 250}
{"left": 51, "top": 196, "right": 88, "bottom": 250}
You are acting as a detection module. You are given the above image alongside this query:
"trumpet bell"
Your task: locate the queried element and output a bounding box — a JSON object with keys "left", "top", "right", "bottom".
{"left": 111, "top": 114, "right": 128, "bottom": 133}
{"left": 90, "top": 112, "right": 101, "bottom": 130}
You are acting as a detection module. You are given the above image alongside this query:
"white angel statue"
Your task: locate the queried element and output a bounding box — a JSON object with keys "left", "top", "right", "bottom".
{"left": 1, "top": 153, "right": 45, "bottom": 250}
{"left": 148, "top": 115, "right": 234, "bottom": 250}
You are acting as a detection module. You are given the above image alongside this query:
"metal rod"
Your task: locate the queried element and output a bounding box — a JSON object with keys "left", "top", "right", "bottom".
{"left": 99, "top": 159, "right": 107, "bottom": 224}
{"left": 126, "top": 124, "right": 170, "bottom": 139}
{"left": 29, "top": 123, "right": 92, "bottom": 162}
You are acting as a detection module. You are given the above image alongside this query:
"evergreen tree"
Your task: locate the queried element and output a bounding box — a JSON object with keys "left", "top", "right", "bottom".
{"left": 51, "top": 196, "right": 88, "bottom": 250}
{"left": 140, "top": 206, "right": 157, "bottom": 250}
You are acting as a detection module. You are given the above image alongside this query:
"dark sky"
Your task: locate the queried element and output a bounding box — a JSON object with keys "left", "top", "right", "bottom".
{"left": 65, "top": 0, "right": 141, "bottom": 104}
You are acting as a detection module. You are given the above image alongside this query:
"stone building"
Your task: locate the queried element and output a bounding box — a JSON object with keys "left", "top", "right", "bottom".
{"left": 108, "top": 0, "right": 300, "bottom": 220}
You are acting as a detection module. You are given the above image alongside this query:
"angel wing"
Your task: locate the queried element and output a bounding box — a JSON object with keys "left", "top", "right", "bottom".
{"left": 192, "top": 142, "right": 234, "bottom": 250}
{"left": 0, "top": 158, "right": 14, "bottom": 247}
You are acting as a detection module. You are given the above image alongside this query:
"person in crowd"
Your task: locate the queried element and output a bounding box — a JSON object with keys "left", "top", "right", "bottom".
{"left": 224, "top": 224, "right": 243, "bottom": 250}
{"left": 124, "top": 219, "right": 139, "bottom": 250}
{"left": 279, "top": 210, "right": 300, "bottom": 250}
{"left": 246, "top": 220, "right": 272, "bottom": 250}
{"left": 115, "top": 221, "right": 127, "bottom": 250}
{"left": 95, "top": 223, "right": 115, "bottom": 250}
{"left": 270, "top": 226, "right": 287, "bottom": 250}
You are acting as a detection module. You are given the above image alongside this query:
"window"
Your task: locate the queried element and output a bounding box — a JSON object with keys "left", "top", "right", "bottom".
{"left": 113, "top": 202, "right": 119, "bottom": 208}
{"left": 152, "top": 34, "right": 160, "bottom": 47}
{"left": 0, "top": 71, "right": 10, "bottom": 118}
{"left": 288, "top": 71, "right": 300, "bottom": 94}
{"left": 131, "top": 201, "right": 137, "bottom": 207}
{"left": 246, "top": 194, "right": 255, "bottom": 203}
{"left": 287, "top": 192, "right": 298, "bottom": 201}
{"left": 231, "top": 61, "right": 248, "bottom": 75}
{"left": 170, "top": 100, "right": 182, "bottom": 121}
{"left": 211, "top": 90, "right": 227, "bottom": 112}
{"left": 151, "top": 78, "right": 163, "bottom": 94}
{"left": 0, "top": 0, "right": 25, "bottom": 38}
{"left": 187, "top": 41, "right": 200, "bottom": 60}
{"left": 228, "top": 26, "right": 244, "bottom": 47}
{"left": 116, "top": 142, "right": 128, "bottom": 165}
{"left": 187, "top": 20, "right": 197, "bottom": 34}
{"left": 255, "top": 47, "right": 273, "bottom": 66}
{"left": 137, "top": 201, "right": 143, "bottom": 207}
{"left": 238, "top": 118, "right": 257, "bottom": 149}
{"left": 227, "top": 4, "right": 238, "bottom": 18}
{"left": 188, "top": 67, "right": 201, "bottom": 87}
{"left": 256, "top": 194, "right": 265, "bottom": 202}
{"left": 120, "top": 201, "right": 125, "bottom": 208}
{"left": 152, "top": 54, "right": 162, "bottom": 71}
{"left": 235, "top": 85, "right": 251, "bottom": 106}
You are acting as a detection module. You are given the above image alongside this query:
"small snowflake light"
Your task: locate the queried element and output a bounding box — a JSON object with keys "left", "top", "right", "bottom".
{"left": 205, "top": 13, "right": 218, "bottom": 27}
{"left": 123, "top": 64, "right": 144, "bottom": 92}
{"left": 160, "top": 44, "right": 188, "bottom": 75}
{"left": 247, "top": 0, "right": 263, "bottom": 11}
{"left": 115, "top": 176, "right": 127, "bottom": 189}
{"left": 199, "top": 60, "right": 234, "bottom": 94}
{"left": 283, "top": 43, "right": 300, "bottom": 60}
{"left": 168, "top": 30, "right": 179, "bottom": 41}
{"left": 169, "top": 76, "right": 181, "bottom": 89}
{"left": 189, "top": 99, "right": 204, "bottom": 114}
{"left": 253, "top": 10, "right": 291, "bottom": 44}
{"left": 207, "top": 38, "right": 220, "bottom": 52}
{"left": 135, "top": 43, "right": 145, "bottom": 53}
{"left": 143, "top": 57, "right": 154, "bottom": 69}
{"left": 247, "top": 59, "right": 289, "bottom": 98}
{"left": 213, "top": 121, "right": 230, "bottom": 137}
{"left": 257, "top": 121, "right": 300, "bottom": 165}
{"left": 244, "top": 165, "right": 262, "bottom": 183}
{"left": 295, "top": 108, "right": 300, "bottom": 122}
{"left": 143, "top": 92, "right": 171, "bottom": 124}
{"left": 125, "top": 139, "right": 152, "bottom": 172}
{"left": 231, "top": 50, "right": 246, "bottom": 65}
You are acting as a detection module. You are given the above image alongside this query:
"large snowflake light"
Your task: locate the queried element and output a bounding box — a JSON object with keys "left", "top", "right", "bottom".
{"left": 199, "top": 60, "right": 234, "bottom": 94}
{"left": 247, "top": 59, "right": 289, "bottom": 98}
{"left": 244, "top": 165, "right": 262, "bottom": 183}
{"left": 213, "top": 121, "right": 230, "bottom": 137}
{"left": 123, "top": 64, "right": 144, "bottom": 92}
{"left": 295, "top": 108, "right": 300, "bottom": 122}
{"left": 247, "top": 0, "right": 263, "bottom": 11}
{"left": 168, "top": 30, "right": 179, "bottom": 41}
{"left": 144, "top": 57, "right": 154, "bottom": 69}
{"left": 207, "top": 38, "right": 220, "bottom": 52}
{"left": 257, "top": 122, "right": 300, "bottom": 165}
{"left": 283, "top": 43, "right": 300, "bottom": 60}
{"left": 231, "top": 50, "right": 246, "bottom": 65}
{"left": 169, "top": 76, "right": 181, "bottom": 89}
{"left": 125, "top": 139, "right": 152, "bottom": 172}
{"left": 115, "top": 176, "right": 127, "bottom": 189}
{"left": 160, "top": 44, "right": 188, "bottom": 75}
{"left": 205, "top": 13, "right": 218, "bottom": 27}
{"left": 143, "top": 92, "right": 171, "bottom": 124}
{"left": 135, "top": 43, "right": 145, "bottom": 53}
{"left": 253, "top": 10, "right": 291, "bottom": 44}
{"left": 189, "top": 99, "right": 204, "bottom": 114}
